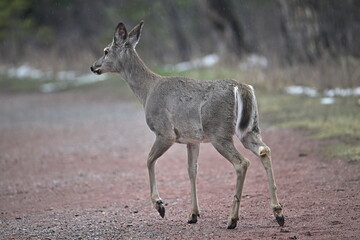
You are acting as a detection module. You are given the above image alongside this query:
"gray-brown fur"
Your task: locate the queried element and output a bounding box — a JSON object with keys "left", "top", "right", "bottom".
{"left": 91, "top": 21, "right": 284, "bottom": 229}
{"left": 146, "top": 77, "right": 242, "bottom": 144}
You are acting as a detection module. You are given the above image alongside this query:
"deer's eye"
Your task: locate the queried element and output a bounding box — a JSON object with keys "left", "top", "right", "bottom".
{"left": 104, "top": 49, "right": 109, "bottom": 55}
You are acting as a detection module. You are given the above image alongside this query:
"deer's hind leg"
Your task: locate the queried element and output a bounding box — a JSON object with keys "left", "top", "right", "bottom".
{"left": 147, "top": 135, "right": 174, "bottom": 218}
{"left": 211, "top": 137, "right": 250, "bottom": 229}
{"left": 187, "top": 143, "right": 200, "bottom": 224}
{"left": 241, "top": 132, "right": 285, "bottom": 226}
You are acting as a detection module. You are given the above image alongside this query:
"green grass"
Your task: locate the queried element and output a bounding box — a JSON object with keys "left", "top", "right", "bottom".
{"left": 257, "top": 93, "right": 360, "bottom": 162}
{"left": 0, "top": 75, "right": 51, "bottom": 93}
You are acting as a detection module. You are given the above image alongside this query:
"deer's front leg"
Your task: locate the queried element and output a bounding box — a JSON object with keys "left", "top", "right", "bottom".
{"left": 187, "top": 143, "right": 200, "bottom": 224}
{"left": 147, "top": 135, "right": 174, "bottom": 218}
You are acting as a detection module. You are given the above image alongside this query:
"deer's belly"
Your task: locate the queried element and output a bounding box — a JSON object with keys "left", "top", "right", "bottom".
{"left": 173, "top": 124, "right": 210, "bottom": 144}
{"left": 175, "top": 135, "right": 210, "bottom": 144}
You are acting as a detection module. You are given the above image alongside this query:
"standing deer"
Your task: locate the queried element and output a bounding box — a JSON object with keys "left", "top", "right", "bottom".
{"left": 90, "top": 21, "right": 284, "bottom": 229}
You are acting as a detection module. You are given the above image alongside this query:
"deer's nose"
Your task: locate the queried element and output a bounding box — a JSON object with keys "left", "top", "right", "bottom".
{"left": 90, "top": 66, "right": 94, "bottom": 72}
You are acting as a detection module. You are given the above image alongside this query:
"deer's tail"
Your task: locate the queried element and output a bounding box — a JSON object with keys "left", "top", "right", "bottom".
{"left": 234, "top": 83, "right": 259, "bottom": 140}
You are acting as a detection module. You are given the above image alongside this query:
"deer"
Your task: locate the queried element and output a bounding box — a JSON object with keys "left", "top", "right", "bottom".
{"left": 90, "top": 21, "right": 284, "bottom": 229}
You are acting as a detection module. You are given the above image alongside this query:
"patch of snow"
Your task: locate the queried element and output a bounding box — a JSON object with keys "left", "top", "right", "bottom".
{"left": 165, "top": 54, "right": 219, "bottom": 72}
{"left": 239, "top": 54, "right": 268, "bottom": 70}
{"left": 285, "top": 85, "right": 360, "bottom": 105}
{"left": 40, "top": 73, "right": 107, "bottom": 93}
{"left": 7, "top": 65, "right": 52, "bottom": 79}
{"left": 324, "top": 87, "right": 360, "bottom": 97}
{"left": 284, "top": 86, "right": 318, "bottom": 97}
{"left": 202, "top": 54, "right": 219, "bottom": 67}
{"left": 354, "top": 87, "right": 360, "bottom": 96}
{"left": 3, "top": 64, "right": 108, "bottom": 93}
{"left": 40, "top": 82, "right": 68, "bottom": 93}
{"left": 57, "top": 71, "right": 77, "bottom": 81}
{"left": 320, "top": 97, "right": 335, "bottom": 105}
{"left": 72, "top": 73, "right": 107, "bottom": 86}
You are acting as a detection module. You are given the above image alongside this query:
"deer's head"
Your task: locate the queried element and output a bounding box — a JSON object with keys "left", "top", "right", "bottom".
{"left": 91, "top": 21, "right": 143, "bottom": 75}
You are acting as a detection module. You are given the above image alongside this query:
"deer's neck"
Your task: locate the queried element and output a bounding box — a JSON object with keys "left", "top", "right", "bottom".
{"left": 119, "top": 50, "right": 161, "bottom": 106}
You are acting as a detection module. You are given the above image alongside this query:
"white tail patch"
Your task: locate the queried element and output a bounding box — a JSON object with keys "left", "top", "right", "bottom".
{"left": 234, "top": 86, "right": 244, "bottom": 139}
{"left": 234, "top": 85, "right": 255, "bottom": 139}
{"left": 247, "top": 85, "right": 256, "bottom": 134}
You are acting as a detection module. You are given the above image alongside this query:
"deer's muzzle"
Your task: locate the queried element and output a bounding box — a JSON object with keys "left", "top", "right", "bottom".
{"left": 90, "top": 66, "right": 102, "bottom": 75}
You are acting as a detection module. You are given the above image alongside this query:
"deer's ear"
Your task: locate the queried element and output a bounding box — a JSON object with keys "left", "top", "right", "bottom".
{"left": 114, "top": 22, "right": 127, "bottom": 43}
{"left": 128, "top": 21, "right": 144, "bottom": 48}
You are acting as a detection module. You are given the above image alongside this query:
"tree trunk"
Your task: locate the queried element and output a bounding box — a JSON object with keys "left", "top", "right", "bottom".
{"left": 277, "top": 0, "right": 323, "bottom": 64}
{"left": 201, "top": 0, "right": 248, "bottom": 60}
{"left": 278, "top": 0, "right": 360, "bottom": 64}
{"left": 163, "top": 0, "right": 192, "bottom": 62}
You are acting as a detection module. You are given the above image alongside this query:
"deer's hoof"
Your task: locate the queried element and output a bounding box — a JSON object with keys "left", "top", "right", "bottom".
{"left": 155, "top": 200, "right": 165, "bottom": 218}
{"left": 227, "top": 218, "right": 238, "bottom": 229}
{"left": 187, "top": 213, "right": 200, "bottom": 224}
{"left": 276, "top": 214, "right": 285, "bottom": 226}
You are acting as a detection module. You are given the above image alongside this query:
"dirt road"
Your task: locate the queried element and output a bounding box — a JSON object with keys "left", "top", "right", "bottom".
{"left": 1, "top": 86, "right": 359, "bottom": 239}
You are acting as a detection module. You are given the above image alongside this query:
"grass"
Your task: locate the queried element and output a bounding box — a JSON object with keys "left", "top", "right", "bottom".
{"left": 0, "top": 75, "right": 53, "bottom": 93}
{"left": 257, "top": 93, "right": 360, "bottom": 162}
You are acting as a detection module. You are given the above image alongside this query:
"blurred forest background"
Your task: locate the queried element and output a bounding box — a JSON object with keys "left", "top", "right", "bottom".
{"left": 0, "top": 0, "right": 359, "bottom": 161}
{"left": 0, "top": 0, "right": 359, "bottom": 89}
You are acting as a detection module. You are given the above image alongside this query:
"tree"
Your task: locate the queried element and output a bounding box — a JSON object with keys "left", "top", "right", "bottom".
{"left": 200, "top": 0, "right": 248, "bottom": 60}
{"left": 162, "top": 0, "right": 192, "bottom": 61}
{"left": 278, "top": 0, "right": 360, "bottom": 64}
